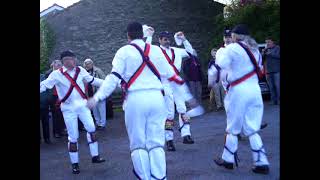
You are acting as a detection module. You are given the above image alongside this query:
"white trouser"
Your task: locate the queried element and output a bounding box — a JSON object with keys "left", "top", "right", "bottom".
{"left": 93, "top": 99, "right": 107, "bottom": 127}
{"left": 125, "top": 89, "right": 167, "bottom": 180}
{"left": 222, "top": 81, "right": 269, "bottom": 166}
{"left": 61, "top": 103, "right": 99, "bottom": 164}
{"left": 163, "top": 83, "right": 191, "bottom": 142}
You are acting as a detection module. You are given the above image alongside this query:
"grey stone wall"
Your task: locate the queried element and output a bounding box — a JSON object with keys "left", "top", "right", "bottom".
{"left": 45, "top": 0, "right": 224, "bottom": 74}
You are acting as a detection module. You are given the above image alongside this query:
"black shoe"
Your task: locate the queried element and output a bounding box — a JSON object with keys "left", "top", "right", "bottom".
{"left": 260, "top": 123, "right": 268, "bottom": 130}
{"left": 214, "top": 157, "right": 234, "bottom": 170}
{"left": 166, "top": 140, "right": 176, "bottom": 151}
{"left": 72, "top": 163, "right": 80, "bottom": 174}
{"left": 44, "top": 139, "right": 52, "bottom": 144}
{"left": 92, "top": 155, "right": 106, "bottom": 163}
{"left": 215, "top": 107, "right": 224, "bottom": 112}
{"left": 183, "top": 135, "right": 194, "bottom": 144}
{"left": 252, "top": 165, "right": 269, "bottom": 174}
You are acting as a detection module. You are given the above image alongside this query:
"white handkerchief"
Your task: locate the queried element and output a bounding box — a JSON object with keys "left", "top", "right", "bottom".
{"left": 143, "top": 25, "right": 153, "bottom": 38}
{"left": 186, "top": 105, "right": 205, "bottom": 118}
{"left": 174, "top": 32, "right": 183, "bottom": 46}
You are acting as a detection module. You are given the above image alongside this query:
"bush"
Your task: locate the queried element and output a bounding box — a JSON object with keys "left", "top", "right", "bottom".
{"left": 40, "top": 19, "right": 55, "bottom": 73}
{"left": 210, "top": 0, "right": 280, "bottom": 49}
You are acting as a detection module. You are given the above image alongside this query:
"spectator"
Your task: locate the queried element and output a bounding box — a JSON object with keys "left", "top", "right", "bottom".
{"left": 262, "top": 37, "right": 280, "bottom": 105}
{"left": 183, "top": 50, "right": 204, "bottom": 104}
{"left": 46, "top": 60, "right": 66, "bottom": 138}
{"left": 208, "top": 48, "right": 225, "bottom": 111}
{"left": 40, "top": 74, "right": 51, "bottom": 144}
{"left": 83, "top": 59, "right": 107, "bottom": 130}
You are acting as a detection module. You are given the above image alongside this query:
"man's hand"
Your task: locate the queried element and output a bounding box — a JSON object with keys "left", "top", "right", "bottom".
{"left": 175, "top": 31, "right": 186, "bottom": 41}
{"left": 143, "top": 25, "right": 155, "bottom": 37}
{"left": 265, "top": 49, "right": 271, "bottom": 55}
{"left": 263, "top": 48, "right": 271, "bottom": 55}
{"left": 146, "top": 27, "right": 155, "bottom": 36}
{"left": 86, "top": 97, "right": 98, "bottom": 109}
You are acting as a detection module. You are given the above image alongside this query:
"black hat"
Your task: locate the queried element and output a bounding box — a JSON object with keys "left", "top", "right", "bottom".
{"left": 159, "top": 31, "right": 171, "bottom": 39}
{"left": 224, "top": 28, "right": 232, "bottom": 37}
{"left": 127, "top": 22, "right": 143, "bottom": 33}
{"left": 231, "top": 24, "right": 250, "bottom": 35}
{"left": 60, "top": 50, "right": 75, "bottom": 60}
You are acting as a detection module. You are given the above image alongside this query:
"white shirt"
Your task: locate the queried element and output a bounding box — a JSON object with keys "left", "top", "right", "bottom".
{"left": 146, "top": 36, "right": 195, "bottom": 86}
{"left": 94, "top": 39, "right": 177, "bottom": 102}
{"left": 40, "top": 66, "right": 103, "bottom": 105}
{"left": 159, "top": 40, "right": 194, "bottom": 73}
{"left": 145, "top": 36, "right": 195, "bottom": 73}
{"left": 215, "top": 41, "right": 263, "bottom": 84}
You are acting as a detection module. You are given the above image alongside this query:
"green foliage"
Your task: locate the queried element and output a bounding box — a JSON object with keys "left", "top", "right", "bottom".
{"left": 40, "top": 19, "right": 55, "bottom": 73}
{"left": 210, "top": 0, "right": 280, "bottom": 50}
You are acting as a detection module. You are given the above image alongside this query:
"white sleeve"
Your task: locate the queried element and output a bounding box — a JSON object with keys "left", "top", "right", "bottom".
{"left": 216, "top": 46, "right": 233, "bottom": 70}
{"left": 145, "top": 36, "right": 153, "bottom": 44}
{"left": 173, "top": 40, "right": 195, "bottom": 60}
{"left": 93, "top": 48, "right": 126, "bottom": 102}
{"left": 208, "top": 65, "right": 218, "bottom": 87}
{"left": 40, "top": 72, "right": 58, "bottom": 93}
{"left": 182, "top": 40, "right": 195, "bottom": 55}
{"left": 80, "top": 67, "right": 104, "bottom": 87}
{"left": 91, "top": 78, "right": 104, "bottom": 87}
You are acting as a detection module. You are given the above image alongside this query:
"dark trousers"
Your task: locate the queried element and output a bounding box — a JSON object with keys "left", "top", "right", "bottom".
{"left": 266, "top": 72, "right": 280, "bottom": 104}
{"left": 106, "top": 97, "right": 113, "bottom": 119}
{"left": 49, "top": 96, "right": 66, "bottom": 135}
{"left": 187, "top": 81, "right": 202, "bottom": 104}
{"left": 40, "top": 108, "right": 50, "bottom": 140}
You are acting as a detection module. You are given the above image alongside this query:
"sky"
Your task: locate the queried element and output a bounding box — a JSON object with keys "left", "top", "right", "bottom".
{"left": 40, "top": 0, "right": 81, "bottom": 12}
{"left": 214, "top": 0, "right": 232, "bottom": 5}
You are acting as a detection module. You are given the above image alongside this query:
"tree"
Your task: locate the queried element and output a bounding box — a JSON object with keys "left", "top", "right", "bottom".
{"left": 40, "top": 19, "right": 55, "bottom": 73}
{"left": 210, "top": 0, "right": 280, "bottom": 48}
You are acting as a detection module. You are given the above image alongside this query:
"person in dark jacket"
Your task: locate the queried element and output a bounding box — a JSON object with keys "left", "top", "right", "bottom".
{"left": 183, "top": 50, "right": 203, "bottom": 104}
{"left": 45, "top": 60, "right": 67, "bottom": 138}
{"left": 262, "top": 37, "right": 280, "bottom": 105}
{"left": 40, "top": 74, "right": 51, "bottom": 144}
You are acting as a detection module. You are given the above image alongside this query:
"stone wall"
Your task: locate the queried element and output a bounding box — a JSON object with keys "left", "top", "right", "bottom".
{"left": 45, "top": 0, "right": 224, "bottom": 73}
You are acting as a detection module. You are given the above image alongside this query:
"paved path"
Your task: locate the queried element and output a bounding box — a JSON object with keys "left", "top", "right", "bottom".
{"left": 40, "top": 102, "right": 279, "bottom": 180}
